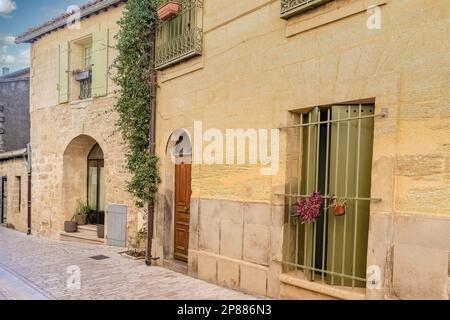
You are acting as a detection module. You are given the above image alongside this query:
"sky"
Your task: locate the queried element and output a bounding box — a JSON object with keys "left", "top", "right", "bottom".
{"left": 0, "top": 0, "right": 86, "bottom": 72}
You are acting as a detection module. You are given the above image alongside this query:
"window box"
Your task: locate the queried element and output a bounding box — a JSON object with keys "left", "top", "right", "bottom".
{"left": 157, "top": 1, "right": 180, "bottom": 21}
{"left": 73, "top": 70, "right": 91, "bottom": 82}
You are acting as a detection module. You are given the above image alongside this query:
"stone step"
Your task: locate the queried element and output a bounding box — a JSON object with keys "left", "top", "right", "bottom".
{"left": 163, "top": 259, "right": 188, "bottom": 275}
{"left": 60, "top": 231, "right": 105, "bottom": 246}
{"left": 77, "top": 224, "right": 97, "bottom": 234}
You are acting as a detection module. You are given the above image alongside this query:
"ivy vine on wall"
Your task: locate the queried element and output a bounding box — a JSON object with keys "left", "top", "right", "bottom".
{"left": 113, "top": 0, "right": 161, "bottom": 213}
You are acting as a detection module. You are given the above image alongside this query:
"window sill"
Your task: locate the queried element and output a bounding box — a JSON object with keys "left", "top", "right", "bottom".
{"left": 285, "top": 0, "right": 387, "bottom": 38}
{"left": 280, "top": 272, "right": 366, "bottom": 300}
{"left": 69, "top": 98, "right": 94, "bottom": 109}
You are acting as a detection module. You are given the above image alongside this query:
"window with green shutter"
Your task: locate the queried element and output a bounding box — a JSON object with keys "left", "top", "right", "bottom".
{"left": 280, "top": 105, "right": 386, "bottom": 288}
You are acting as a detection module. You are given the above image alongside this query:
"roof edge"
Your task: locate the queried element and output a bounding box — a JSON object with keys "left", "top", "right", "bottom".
{"left": 16, "top": 0, "right": 126, "bottom": 44}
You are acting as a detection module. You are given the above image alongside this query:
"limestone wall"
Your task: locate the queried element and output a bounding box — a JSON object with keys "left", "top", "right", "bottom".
{"left": 154, "top": 0, "right": 450, "bottom": 299}
{"left": 0, "top": 157, "right": 29, "bottom": 233}
{"left": 29, "top": 4, "right": 143, "bottom": 242}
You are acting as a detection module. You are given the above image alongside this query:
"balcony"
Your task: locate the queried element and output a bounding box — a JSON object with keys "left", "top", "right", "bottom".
{"left": 155, "top": 0, "right": 203, "bottom": 70}
{"left": 281, "top": 0, "right": 333, "bottom": 19}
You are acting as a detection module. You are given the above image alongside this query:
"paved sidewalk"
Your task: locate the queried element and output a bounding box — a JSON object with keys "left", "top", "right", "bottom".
{"left": 0, "top": 227, "right": 258, "bottom": 300}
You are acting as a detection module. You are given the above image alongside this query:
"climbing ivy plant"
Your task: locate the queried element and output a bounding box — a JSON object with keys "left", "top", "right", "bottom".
{"left": 113, "top": 0, "right": 160, "bottom": 209}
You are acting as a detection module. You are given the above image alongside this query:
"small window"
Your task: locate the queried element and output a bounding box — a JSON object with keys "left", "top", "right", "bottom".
{"left": 84, "top": 45, "right": 92, "bottom": 69}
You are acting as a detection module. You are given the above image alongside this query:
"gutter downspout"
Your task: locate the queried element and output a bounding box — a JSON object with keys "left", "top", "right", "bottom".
{"left": 26, "top": 144, "right": 32, "bottom": 235}
{"left": 146, "top": 22, "right": 158, "bottom": 266}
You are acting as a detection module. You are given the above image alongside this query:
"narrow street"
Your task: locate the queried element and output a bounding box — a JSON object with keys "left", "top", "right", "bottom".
{"left": 0, "top": 227, "right": 258, "bottom": 300}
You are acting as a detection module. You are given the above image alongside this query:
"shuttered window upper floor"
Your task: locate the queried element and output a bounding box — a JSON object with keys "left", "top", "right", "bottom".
{"left": 58, "top": 30, "right": 110, "bottom": 104}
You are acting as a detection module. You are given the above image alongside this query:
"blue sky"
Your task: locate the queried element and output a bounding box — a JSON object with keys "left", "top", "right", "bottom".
{"left": 0, "top": 0, "right": 86, "bottom": 71}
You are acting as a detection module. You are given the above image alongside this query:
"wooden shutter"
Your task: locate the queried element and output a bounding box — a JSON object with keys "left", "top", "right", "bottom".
{"left": 298, "top": 108, "right": 320, "bottom": 280}
{"left": 107, "top": 205, "right": 128, "bottom": 247}
{"left": 92, "top": 30, "right": 109, "bottom": 98}
{"left": 58, "top": 42, "right": 69, "bottom": 104}
{"left": 326, "top": 105, "right": 374, "bottom": 287}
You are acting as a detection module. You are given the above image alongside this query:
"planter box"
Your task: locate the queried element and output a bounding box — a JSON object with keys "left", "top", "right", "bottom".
{"left": 157, "top": 1, "right": 180, "bottom": 21}
{"left": 74, "top": 70, "right": 91, "bottom": 81}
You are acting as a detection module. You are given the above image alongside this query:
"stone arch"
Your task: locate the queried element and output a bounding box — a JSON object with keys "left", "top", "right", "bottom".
{"left": 163, "top": 128, "right": 192, "bottom": 262}
{"left": 62, "top": 135, "right": 104, "bottom": 224}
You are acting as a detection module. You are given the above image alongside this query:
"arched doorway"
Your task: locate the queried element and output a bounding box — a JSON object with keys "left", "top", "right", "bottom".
{"left": 62, "top": 135, "right": 105, "bottom": 235}
{"left": 165, "top": 129, "right": 192, "bottom": 263}
{"left": 87, "top": 144, "right": 105, "bottom": 225}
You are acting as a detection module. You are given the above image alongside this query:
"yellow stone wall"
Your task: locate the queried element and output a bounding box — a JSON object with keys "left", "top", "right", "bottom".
{"left": 155, "top": 0, "right": 450, "bottom": 299}
{"left": 0, "top": 158, "right": 29, "bottom": 233}
{"left": 29, "top": 4, "right": 143, "bottom": 240}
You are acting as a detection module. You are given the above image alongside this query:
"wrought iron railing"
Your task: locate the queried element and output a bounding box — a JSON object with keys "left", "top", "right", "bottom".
{"left": 277, "top": 105, "right": 386, "bottom": 288}
{"left": 155, "top": 0, "right": 203, "bottom": 70}
{"left": 281, "top": 0, "right": 333, "bottom": 19}
{"left": 80, "top": 76, "right": 92, "bottom": 100}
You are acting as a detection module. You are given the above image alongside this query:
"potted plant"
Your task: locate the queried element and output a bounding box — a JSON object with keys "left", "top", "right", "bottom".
{"left": 330, "top": 198, "right": 347, "bottom": 216}
{"left": 295, "top": 192, "right": 323, "bottom": 224}
{"left": 157, "top": 1, "right": 180, "bottom": 21}
{"left": 64, "top": 216, "right": 78, "bottom": 233}
{"left": 74, "top": 200, "right": 90, "bottom": 225}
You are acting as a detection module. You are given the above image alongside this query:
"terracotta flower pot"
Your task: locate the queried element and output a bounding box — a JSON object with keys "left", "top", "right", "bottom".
{"left": 157, "top": 1, "right": 180, "bottom": 21}
{"left": 333, "top": 205, "right": 346, "bottom": 216}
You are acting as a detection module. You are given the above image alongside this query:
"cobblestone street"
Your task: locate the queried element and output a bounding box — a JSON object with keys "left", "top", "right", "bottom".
{"left": 0, "top": 227, "right": 259, "bottom": 300}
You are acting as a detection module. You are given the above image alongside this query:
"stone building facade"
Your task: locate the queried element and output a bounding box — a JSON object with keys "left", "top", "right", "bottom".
{"left": 152, "top": 0, "right": 450, "bottom": 300}
{"left": 15, "top": 0, "right": 450, "bottom": 300}
{"left": 0, "top": 68, "right": 30, "bottom": 152}
{"left": 0, "top": 150, "right": 29, "bottom": 233}
{"left": 16, "top": 1, "right": 144, "bottom": 243}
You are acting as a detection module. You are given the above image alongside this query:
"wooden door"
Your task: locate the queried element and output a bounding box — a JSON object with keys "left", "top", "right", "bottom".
{"left": 174, "top": 162, "right": 192, "bottom": 262}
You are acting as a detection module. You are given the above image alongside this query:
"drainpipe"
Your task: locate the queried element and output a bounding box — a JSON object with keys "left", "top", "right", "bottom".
{"left": 146, "top": 22, "right": 158, "bottom": 266}
{"left": 26, "top": 143, "right": 32, "bottom": 235}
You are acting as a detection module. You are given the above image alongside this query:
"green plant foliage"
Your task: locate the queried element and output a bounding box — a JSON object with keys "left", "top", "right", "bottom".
{"left": 113, "top": 0, "right": 161, "bottom": 209}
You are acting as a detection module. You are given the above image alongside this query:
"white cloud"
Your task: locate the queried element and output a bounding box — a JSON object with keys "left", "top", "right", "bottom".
{"left": 0, "top": 0, "right": 16, "bottom": 16}
{"left": 0, "top": 34, "right": 29, "bottom": 70}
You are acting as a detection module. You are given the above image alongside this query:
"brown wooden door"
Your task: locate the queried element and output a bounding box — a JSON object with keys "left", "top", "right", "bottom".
{"left": 174, "top": 162, "right": 192, "bottom": 262}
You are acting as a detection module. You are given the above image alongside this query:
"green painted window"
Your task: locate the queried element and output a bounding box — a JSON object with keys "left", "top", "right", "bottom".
{"left": 283, "top": 105, "right": 378, "bottom": 288}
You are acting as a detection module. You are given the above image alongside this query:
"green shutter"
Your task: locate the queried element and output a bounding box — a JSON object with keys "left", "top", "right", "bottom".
{"left": 92, "top": 30, "right": 109, "bottom": 98}
{"left": 298, "top": 108, "right": 320, "bottom": 280}
{"left": 326, "top": 105, "right": 374, "bottom": 287}
{"left": 58, "top": 42, "right": 69, "bottom": 104}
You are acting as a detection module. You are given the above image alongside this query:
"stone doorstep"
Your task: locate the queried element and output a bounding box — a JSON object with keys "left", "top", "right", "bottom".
{"left": 280, "top": 273, "right": 366, "bottom": 300}
{"left": 60, "top": 230, "right": 105, "bottom": 246}
{"left": 163, "top": 259, "right": 189, "bottom": 275}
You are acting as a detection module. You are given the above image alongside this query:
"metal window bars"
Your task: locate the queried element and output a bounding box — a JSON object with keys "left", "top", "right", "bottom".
{"left": 277, "top": 105, "right": 386, "bottom": 288}
{"left": 155, "top": 0, "right": 203, "bottom": 70}
{"left": 79, "top": 75, "right": 92, "bottom": 100}
{"left": 281, "top": 0, "right": 334, "bottom": 19}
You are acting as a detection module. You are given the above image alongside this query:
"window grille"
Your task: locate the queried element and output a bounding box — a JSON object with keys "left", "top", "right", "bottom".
{"left": 155, "top": 0, "right": 203, "bottom": 70}
{"left": 281, "top": 0, "right": 333, "bottom": 19}
{"left": 80, "top": 74, "right": 92, "bottom": 100}
{"left": 278, "top": 105, "right": 385, "bottom": 288}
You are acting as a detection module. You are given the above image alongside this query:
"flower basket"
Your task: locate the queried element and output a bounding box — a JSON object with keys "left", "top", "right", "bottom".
{"left": 296, "top": 192, "right": 323, "bottom": 224}
{"left": 157, "top": 1, "right": 180, "bottom": 21}
{"left": 73, "top": 70, "right": 91, "bottom": 82}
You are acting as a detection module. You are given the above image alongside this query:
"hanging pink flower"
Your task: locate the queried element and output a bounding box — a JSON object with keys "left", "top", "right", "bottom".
{"left": 296, "top": 192, "right": 323, "bottom": 223}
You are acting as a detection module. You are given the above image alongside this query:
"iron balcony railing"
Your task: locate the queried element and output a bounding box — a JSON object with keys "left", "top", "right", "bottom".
{"left": 155, "top": 0, "right": 203, "bottom": 70}
{"left": 276, "top": 105, "right": 386, "bottom": 288}
{"left": 281, "top": 0, "right": 334, "bottom": 19}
